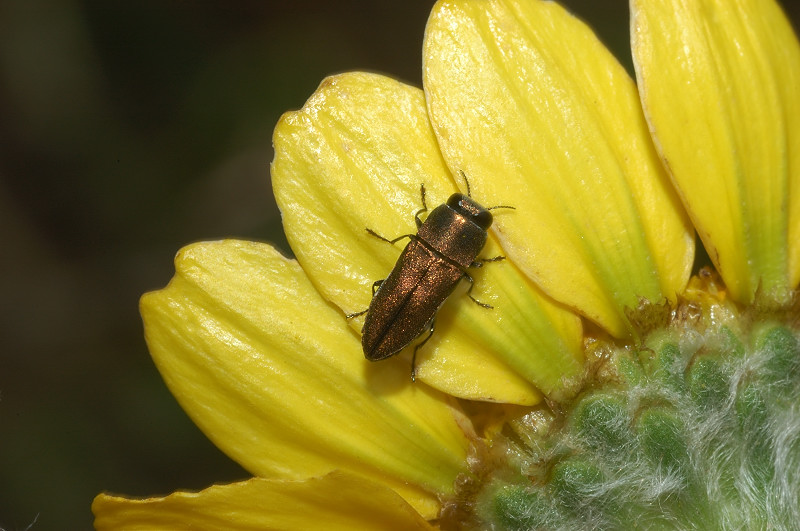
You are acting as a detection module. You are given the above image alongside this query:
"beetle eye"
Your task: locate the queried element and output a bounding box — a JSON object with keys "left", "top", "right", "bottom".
{"left": 446, "top": 193, "right": 467, "bottom": 209}
{"left": 472, "top": 208, "right": 493, "bottom": 229}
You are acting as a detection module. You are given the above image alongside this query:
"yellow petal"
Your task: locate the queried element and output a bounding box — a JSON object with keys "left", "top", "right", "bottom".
{"left": 93, "top": 472, "right": 434, "bottom": 531}
{"left": 424, "top": 0, "right": 694, "bottom": 337}
{"left": 632, "top": 0, "right": 800, "bottom": 303}
{"left": 141, "top": 240, "right": 470, "bottom": 518}
{"left": 414, "top": 238, "right": 584, "bottom": 401}
{"left": 271, "top": 72, "right": 583, "bottom": 403}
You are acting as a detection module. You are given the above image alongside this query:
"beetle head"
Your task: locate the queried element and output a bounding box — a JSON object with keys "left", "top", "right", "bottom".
{"left": 446, "top": 193, "right": 493, "bottom": 230}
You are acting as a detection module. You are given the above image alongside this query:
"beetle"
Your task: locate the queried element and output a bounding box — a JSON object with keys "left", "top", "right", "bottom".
{"left": 348, "top": 172, "right": 513, "bottom": 380}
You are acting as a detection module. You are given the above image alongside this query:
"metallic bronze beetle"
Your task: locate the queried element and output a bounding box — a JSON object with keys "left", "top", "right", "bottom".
{"left": 349, "top": 174, "right": 512, "bottom": 379}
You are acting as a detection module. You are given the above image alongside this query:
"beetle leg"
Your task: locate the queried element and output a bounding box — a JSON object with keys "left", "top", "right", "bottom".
{"left": 463, "top": 273, "right": 494, "bottom": 309}
{"left": 470, "top": 255, "right": 506, "bottom": 268}
{"left": 365, "top": 227, "right": 414, "bottom": 245}
{"left": 345, "top": 280, "right": 385, "bottom": 319}
{"left": 410, "top": 318, "right": 436, "bottom": 382}
{"left": 414, "top": 183, "right": 428, "bottom": 228}
{"left": 371, "top": 279, "right": 384, "bottom": 295}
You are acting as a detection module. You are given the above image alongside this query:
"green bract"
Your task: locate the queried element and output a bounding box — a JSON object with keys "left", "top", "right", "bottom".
{"left": 475, "top": 313, "right": 800, "bottom": 530}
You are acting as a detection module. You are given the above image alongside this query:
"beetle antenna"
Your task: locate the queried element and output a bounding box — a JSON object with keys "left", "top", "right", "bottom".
{"left": 458, "top": 170, "right": 472, "bottom": 197}
{"left": 459, "top": 170, "right": 514, "bottom": 211}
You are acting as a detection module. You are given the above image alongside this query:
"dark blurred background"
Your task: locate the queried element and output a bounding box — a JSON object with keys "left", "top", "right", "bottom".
{"left": 1, "top": 1, "right": 796, "bottom": 529}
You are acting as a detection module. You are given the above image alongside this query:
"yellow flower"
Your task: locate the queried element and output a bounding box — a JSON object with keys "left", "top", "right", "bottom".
{"left": 93, "top": 0, "right": 799, "bottom": 528}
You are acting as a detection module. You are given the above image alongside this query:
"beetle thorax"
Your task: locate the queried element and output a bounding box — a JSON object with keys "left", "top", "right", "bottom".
{"left": 416, "top": 200, "right": 490, "bottom": 269}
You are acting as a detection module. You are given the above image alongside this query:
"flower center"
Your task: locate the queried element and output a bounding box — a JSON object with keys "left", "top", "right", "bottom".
{"left": 442, "top": 269, "right": 800, "bottom": 530}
